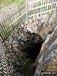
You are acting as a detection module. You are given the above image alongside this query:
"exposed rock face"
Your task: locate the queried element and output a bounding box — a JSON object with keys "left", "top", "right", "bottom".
{"left": 34, "top": 25, "right": 57, "bottom": 76}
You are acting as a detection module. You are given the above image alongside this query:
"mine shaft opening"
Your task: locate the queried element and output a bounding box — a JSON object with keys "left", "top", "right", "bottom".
{"left": 21, "top": 33, "right": 44, "bottom": 76}
{"left": 12, "top": 32, "right": 44, "bottom": 76}
{"left": 23, "top": 40, "right": 43, "bottom": 62}
{"left": 22, "top": 32, "right": 44, "bottom": 62}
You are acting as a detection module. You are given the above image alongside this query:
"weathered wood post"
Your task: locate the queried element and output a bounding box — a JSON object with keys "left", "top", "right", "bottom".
{"left": 51, "top": 0, "right": 53, "bottom": 10}
{"left": 56, "top": 1, "right": 57, "bottom": 16}
{"left": 26, "top": 0, "right": 29, "bottom": 23}
{"left": 41, "top": 0, "right": 42, "bottom": 12}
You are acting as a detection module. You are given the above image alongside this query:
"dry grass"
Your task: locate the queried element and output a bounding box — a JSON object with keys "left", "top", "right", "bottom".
{"left": 42, "top": 56, "right": 57, "bottom": 72}
{"left": 53, "top": 16, "right": 57, "bottom": 25}
{"left": 0, "top": 0, "right": 24, "bottom": 9}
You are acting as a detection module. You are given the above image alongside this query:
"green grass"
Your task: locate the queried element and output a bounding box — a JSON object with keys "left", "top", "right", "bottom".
{"left": 0, "top": 0, "right": 24, "bottom": 9}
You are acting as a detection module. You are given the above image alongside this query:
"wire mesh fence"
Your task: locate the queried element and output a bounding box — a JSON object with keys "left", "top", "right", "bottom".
{"left": 0, "top": 0, "right": 57, "bottom": 41}
{"left": 28, "top": 0, "right": 57, "bottom": 17}
{"left": 0, "top": 4, "right": 26, "bottom": 41}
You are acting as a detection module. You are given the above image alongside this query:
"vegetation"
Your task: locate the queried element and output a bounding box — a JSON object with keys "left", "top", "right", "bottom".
{"left": 0, "top": 0, "right": 24, "bottom": 9}
{"left": 53, "top": 17, "right": 57, "bottom": 25}
{"left": 42, "top": 56, "right": 57, "bottom": 72}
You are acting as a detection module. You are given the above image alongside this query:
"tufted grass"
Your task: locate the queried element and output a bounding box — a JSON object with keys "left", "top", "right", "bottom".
{"left": 0, "top": 0, "right": 24, "bottom": 9}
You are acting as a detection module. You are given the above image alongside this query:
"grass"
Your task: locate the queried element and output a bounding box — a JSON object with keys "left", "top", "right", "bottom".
{"left": 42, "top": 56, "right": 57, "bottom": 72}
{"left": 0, "top": 0, "right": 24, "bottom": 9}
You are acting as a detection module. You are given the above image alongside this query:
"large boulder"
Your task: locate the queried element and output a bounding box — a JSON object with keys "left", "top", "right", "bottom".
{"left": 35, "top": 25, "right": 57, "bottom": 76}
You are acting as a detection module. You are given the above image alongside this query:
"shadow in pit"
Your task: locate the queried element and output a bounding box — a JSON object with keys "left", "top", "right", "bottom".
{"left": 22, "top": 33, "right": 44, "bottom": 76}
{"left": 23, "top": 41, "right": 43, "bottom": 61}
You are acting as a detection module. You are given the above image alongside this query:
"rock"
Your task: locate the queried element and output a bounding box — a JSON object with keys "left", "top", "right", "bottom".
{"left": 21, "top": 24, "right": 24, "bottom": 28}
{"left": 32, "top": 16, "right": 36, "bottom": 22}
{"left": 35, "top": 25, "right": 57, "bottom": 76}
{"left": 12, "top": 40, "right": 18, "bottom": 48}
{"left": 27, "top": 28, "right": 34, "bottom": 33}
{"left": 13, "top": 72, "right": 23, "bottom": 76}
{"left": 8, "top": 36, "right": 13, "bottom": 43}
{"left": 40, "top": 34, "right": 51, "bottom": 54}
{"left": 5, "top": 41, "right": 11, "bottom": 49}
{"left": 29, "top": 18, "right": 32, "bottom": 24}
{"left": 13, "top": 47, "right": 19, "bottom": 52}
{"left": 25, "top": 20, "right": 28, "bottom": 25}
{"left": 13, "top": 28, "right": 19, "bottom": 34}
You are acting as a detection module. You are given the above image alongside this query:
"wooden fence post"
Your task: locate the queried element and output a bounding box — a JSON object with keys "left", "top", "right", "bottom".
{"left": 26, "top": 0, "right": 29, "bottom": 23}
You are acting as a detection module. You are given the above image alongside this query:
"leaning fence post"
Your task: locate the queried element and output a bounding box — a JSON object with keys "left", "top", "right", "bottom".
{"left": 26, "top": 0, "right": 29, "bottom": 23}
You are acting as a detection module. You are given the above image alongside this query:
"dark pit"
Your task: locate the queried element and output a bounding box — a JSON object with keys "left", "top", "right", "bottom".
{"left": 12, "top": 32, "right": 44, "bottom": 76}
{"left": 21, "top": 33, "right": 44, "bottom": 76}
{"left": 23, "top": 41, "right": 43, "bottom": 62}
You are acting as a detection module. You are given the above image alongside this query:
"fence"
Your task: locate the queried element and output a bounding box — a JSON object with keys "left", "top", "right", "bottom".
{"left": 28, "top": 0, "right": 57, "bottom": 17}
{"left": 0, "top": 4, "right": 26, "bottom": 41}
{"left": 0, "top": 0, "right": 57, "bottom": 41}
